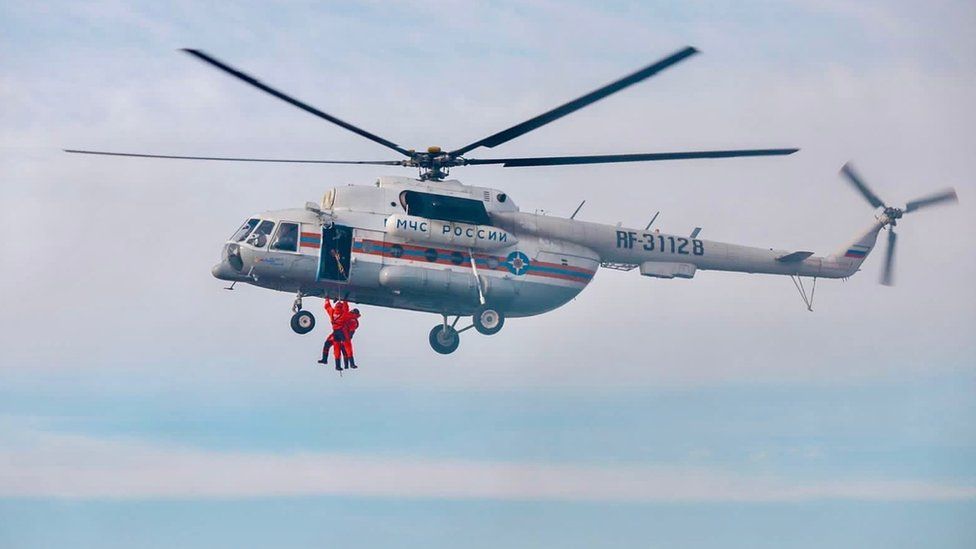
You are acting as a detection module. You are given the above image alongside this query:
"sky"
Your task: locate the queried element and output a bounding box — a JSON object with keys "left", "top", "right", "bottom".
{"left": 1, "top": 1, "right": 975, "bottom": 547}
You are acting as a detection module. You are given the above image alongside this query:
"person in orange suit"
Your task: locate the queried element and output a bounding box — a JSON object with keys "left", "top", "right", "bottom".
{"left": 318, "top": 298, "right": 349, "bottom": 371}
{"left": 340, "top": 308, "right": 361, "bottom": 370}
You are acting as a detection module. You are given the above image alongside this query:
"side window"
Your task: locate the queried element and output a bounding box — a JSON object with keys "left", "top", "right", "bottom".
{"left": 400, "top": 190, "right": 491, "bottom": 225}
{"left": 271, "top": 222, "right": 299, "bottom": 252}
{"left": 247, "top": 220, "right": 275, "bottom": 248}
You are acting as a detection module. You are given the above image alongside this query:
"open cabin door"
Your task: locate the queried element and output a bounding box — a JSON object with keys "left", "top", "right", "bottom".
{"left": 318, "top": 224, "right": 353, "bottom": 282}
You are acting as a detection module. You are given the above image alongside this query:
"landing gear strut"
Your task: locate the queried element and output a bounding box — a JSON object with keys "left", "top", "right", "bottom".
{"left": 290, "top": 292, "right": 316, "bottom": 335}
{"left": 427, "top": 307, "right": 506, "bottom": 354}
{"left": 428, "top": 252, "right": 508, "bottom": 352}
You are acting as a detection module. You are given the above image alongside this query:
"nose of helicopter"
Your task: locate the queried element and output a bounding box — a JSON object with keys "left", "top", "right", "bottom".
{"left": 211, "top": 261, "right": 235, "bottom": 280}
{"left": 212, "top": 243, "right": 249, "bottom": 281}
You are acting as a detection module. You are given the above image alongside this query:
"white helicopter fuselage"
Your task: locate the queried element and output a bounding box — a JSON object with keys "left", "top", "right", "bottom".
{"left": 214, "top": 177, "right": 599, "bottom": 317}
{"left": 212, "top": 175, "right": 878, "bottom": 320}
{"left": 65, "top": 47, "right": 957, "bottom": 354}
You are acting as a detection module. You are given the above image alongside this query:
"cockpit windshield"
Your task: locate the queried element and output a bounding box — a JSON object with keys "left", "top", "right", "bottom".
{"left": 231, "top": 218, "right": 259, "bottom": 242}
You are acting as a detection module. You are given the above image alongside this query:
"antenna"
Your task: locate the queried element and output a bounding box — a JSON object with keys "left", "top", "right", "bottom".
{"left": 570, "top": 200, "right": 586, "bottom": 219}
{"left": 644, "top": 211, "right": 660, "bottom": 231}
{"left": 690, "top": 227, "right": 702, "bottom": 238}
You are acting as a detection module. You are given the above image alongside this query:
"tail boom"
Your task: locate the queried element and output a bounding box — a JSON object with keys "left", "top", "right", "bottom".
{"left": 493, "top": 212, "right": 883, "bottom": 280}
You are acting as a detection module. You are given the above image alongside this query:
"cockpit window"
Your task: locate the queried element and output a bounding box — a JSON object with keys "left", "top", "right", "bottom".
{"left": 246, "top": 220, "right": 275, "bottom": 248}
{"left": 231, "top": 218, "right": 259, "bottom": 242}
{"left": 271, "top": 222, "right": 299, "bottom": 252}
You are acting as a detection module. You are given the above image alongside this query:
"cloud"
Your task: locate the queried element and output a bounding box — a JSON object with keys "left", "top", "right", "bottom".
{"left": 2, "top": 428, "right": 973, "bottom": 502}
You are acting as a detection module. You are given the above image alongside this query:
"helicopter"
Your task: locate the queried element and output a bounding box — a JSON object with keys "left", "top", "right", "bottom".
{"left": 66, "top": 47, "right": 959, "bottom": 354}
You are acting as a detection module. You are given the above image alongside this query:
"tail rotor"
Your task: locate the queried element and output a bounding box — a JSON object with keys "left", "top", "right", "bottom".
{"left": 905, "top": 189, "right": 960, "bottom": 213}
{"left": 839, "top": 162, "right": 958, "bottom": 286}
{"left": 840, "top": 163, "right": 885, "bottom": 209}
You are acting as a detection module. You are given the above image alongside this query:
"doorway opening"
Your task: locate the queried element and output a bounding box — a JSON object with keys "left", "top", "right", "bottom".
{"left": 318, "top": 224, "right": 353, "bottom": 282}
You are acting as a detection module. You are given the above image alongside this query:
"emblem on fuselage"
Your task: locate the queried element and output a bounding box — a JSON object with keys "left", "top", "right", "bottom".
{"left": 505, "top": 251, "right": 530, "bottom": 276}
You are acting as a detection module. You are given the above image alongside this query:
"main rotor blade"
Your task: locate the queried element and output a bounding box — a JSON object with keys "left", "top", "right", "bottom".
{"left": 840, "top": 162, "right": 885, "bottom": 209}
{"left": 64, "top": 149, "right": 405, "bottom": 165}
{"left": 905, "top": 188, "right": 959, "bottom": 213}
{"left": 450, "top": 46, "right": 700, "bottom": 157}
{"left": 182, "top": 49, "right": 412, "bottom": 157}
{"left": 465, "top": 148, "right": 798, "bottom": 167}
{"left": 880, "top": 229, "right": 897, "bottom": 286}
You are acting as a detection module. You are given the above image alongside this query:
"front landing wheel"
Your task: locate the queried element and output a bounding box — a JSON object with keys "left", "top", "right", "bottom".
{"left": 290, "top": 311, "right": 315, "bottom": 334}
{"left": 473, "top": 305, "right": 505, "bottom": 336}
{"left": 429, "top": 325, "right": 460, "bottom": 354}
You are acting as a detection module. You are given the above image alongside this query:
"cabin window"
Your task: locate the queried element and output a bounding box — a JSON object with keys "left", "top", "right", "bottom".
{"left": 231, "top": 218, "right": 259, "bottom": 242}
{"left": 271, "top": 222, "right": 299, "bottom": 252}
{"left": 247, "top": 220, "right": 275, "bottom": 248}
{"left": 400, "top": 190, "right": 491, "bottom": 226}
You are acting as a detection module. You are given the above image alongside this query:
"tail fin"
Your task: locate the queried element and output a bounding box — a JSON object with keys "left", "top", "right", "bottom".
{"left": 831, "top": 220, "right": 885, "bottom": 275}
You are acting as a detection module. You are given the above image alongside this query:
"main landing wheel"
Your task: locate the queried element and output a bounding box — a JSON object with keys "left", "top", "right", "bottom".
{"left": 290, "top": 311, "right": 315, "bottom": 334}
{"left": 473, "top": 305, "right": 505, "bottom": 336}
{"left": 429, "top": 325, "right": 460, "bottom": 354}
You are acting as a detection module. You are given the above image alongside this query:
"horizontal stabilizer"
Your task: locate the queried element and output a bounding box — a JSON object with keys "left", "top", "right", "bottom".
{"left": 776, "top": 251, "right": 814, "bottom": 263}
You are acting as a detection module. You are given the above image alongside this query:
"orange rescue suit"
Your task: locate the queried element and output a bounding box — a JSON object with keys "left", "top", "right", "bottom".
{"left": 323, "top": 299, "right": 350, "bottom": 361}
{"left": 340, "top": 309, "right": 361, "bottom": 358}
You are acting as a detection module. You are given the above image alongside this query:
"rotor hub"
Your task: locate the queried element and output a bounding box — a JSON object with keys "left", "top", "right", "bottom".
{"left": 409, "top": 150, "right": 466, "bottom": 180}
{"left": 883, "top": 206, "right": 904, "bottom": 224}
